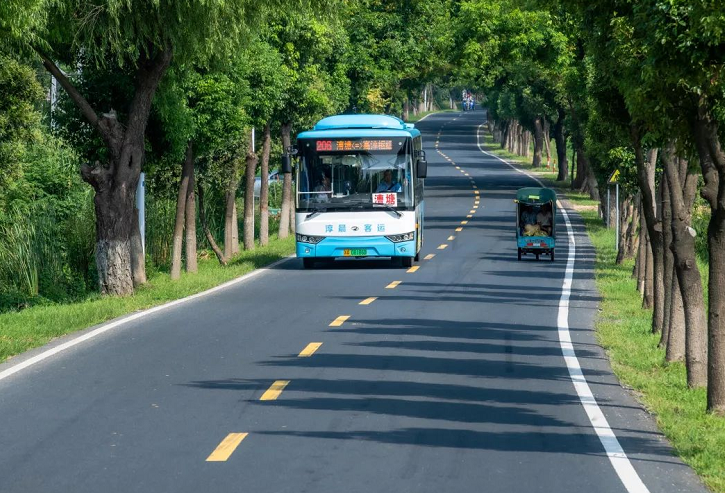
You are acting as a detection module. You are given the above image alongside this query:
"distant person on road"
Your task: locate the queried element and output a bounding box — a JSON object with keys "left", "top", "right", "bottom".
{"left": 376, "top": 169, "right": 402, "bottom": 192}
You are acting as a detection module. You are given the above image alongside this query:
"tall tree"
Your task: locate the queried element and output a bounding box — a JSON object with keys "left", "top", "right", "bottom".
{"left": 19, "top": 0, "right": 316, "bottom": 295}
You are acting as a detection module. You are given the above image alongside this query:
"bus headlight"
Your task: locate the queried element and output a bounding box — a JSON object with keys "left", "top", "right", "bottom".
{"left": 296, "top": 233, "right": 325, "bottom": 244}
{"left": 385, "top": 232, "right": 415, "bottom": 243}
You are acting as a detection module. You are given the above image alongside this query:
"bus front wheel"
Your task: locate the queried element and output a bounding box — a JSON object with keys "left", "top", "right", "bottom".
{"left": 401, "top": 256, "right": 414, "bottom": 268}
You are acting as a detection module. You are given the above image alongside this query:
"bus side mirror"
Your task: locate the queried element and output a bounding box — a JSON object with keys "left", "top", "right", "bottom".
{"left": 281, "top": 154, "right": 292, "bottom": 174}
{"left": 417, "top": 154, "right": 428, "bottom": 179}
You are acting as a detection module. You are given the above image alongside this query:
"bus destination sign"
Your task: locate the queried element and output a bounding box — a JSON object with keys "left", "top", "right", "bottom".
{"left": 316, "top": 139, "right": 393, "bottom": 152}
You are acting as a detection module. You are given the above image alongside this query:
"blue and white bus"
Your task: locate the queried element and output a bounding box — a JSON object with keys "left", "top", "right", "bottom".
{"left": 283, "top": 114, "right": 427, "bottom": 269}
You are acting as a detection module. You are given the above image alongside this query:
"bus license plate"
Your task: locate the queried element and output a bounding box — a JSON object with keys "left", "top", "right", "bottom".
{"left": 344, "top": 249, "right": 367, "bottom": 257}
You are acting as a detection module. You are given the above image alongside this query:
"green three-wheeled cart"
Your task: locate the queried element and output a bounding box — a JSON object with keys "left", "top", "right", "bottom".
{"left": 515, "top": 187, "right": 556, "bottom": 261}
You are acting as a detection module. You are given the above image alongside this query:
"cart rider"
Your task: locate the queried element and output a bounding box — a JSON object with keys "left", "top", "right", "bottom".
{"left": 536, "top": 203, "right": 553, "bottom": 236}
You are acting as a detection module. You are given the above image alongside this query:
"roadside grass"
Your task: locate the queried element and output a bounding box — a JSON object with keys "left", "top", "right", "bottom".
{"left": 0, "top": 236, "right": 295, "bottom": 364}
{"left": 481, "top": 130, "right": 725, "bottom": 492}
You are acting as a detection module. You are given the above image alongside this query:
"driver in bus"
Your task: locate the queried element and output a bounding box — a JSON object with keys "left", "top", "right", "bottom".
{"left": 376, "top": 169, "right": 402, "bottom": 193}
{"left": 314, "top": 172, "right": 332, "bottom": 201}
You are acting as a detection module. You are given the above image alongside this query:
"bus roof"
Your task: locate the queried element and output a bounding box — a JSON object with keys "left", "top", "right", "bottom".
{"left": 297, "top": 114, "right": 421, "bottom": 140}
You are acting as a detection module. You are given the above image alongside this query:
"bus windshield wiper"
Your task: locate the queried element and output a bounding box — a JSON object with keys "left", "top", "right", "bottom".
{"left": 305, "top": 205, "right": 327, "bottom": 219}
{"left": 379, "top": 205, "right": 402, "bottom": 218}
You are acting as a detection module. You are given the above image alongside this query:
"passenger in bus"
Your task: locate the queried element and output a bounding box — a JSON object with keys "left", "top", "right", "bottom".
{"left": 376, "top": 169, "right": 402, "bottom": 192}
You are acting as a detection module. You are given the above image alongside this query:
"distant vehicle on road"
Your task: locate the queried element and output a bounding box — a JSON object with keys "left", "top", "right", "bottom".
{"left": 254, "top": 170, "right": 282, "bottom": 198}
{"left": 284, "top": 114, "right": 428, "bottom": 269}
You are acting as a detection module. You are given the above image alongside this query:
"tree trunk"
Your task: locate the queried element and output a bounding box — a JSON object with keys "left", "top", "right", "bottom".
{"left": 666, "top": 271, "right": 686, "bottom": 362}
{"left": 279, "top": 121, "right": 293, "bottom": 239}
{"left": 232, "top": 202, "right": 240, "bottom": 254}
{"left": 533, "top": 117, "right": 544, "bottom": 167}
{"left": 637, "top": 213, "right": 647, "bottom": 294}
{"left": 404, "top": 99, "right": 410, "bottom": 121}
{"left": 544, "top": 119, "right": 551, "bottom": 167}
{"left": 243, "top": 131, "right": 258, "bottom": 251}
{"left": 632, "top": 128, "right": 665, "bottom": 334}
{"left": 224, "top": 158, "right": 240, "bottom": 259}
{"left": 625, "top": 195, "right": 641, "bottom": 260}
{"left": 691, "top": 99, "right": 725, "bottom": 412}
{"left": 643, "top": 230, "right": 654, "bottom": 309}
{"left": 660, "top": 172, "right": 674, "bottom": 348}
{"left": 47, "top": 48, "right": 172, "bottom": 296}
{"left": 185, "top": 148, "right": 197, "bottom": 273}
{"left": 572, "top": 133, "right": 586, "bottom": 190}
{"left": 197, "top": 179, "right": 227, "bottom": 266}
{"left": 663, "top": 145, "right": 708, "bottom": 387}
{"left": 170, "top": 141, "right": 193, "bottom": 280}
{"left": 554, "top": 109, "right": 568, "bottom": 181}
{"left": 616, "top": 196, "right": 632, "bottom": 265}
{"left": 259, "top": 122, "right": 272, "bottom": 246}
{"left": 659, "top": 262, "right": 672, "bottom": 349}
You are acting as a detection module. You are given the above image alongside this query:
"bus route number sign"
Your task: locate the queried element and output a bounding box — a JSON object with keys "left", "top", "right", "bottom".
{"left": 373, "top": 192, "right": 398, "bottom": 207}
{"left": 316, "top": 139, "right": 393, "bottom": 152}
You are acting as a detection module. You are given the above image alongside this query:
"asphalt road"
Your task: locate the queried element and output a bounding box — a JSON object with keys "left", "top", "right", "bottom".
{"left": 0, "top": 109, "right": 709, "bottom": 493}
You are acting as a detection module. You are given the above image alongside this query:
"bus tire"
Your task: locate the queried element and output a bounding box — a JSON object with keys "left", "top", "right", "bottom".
{"left": 401, "top": 256, "right": 414, "bottom": 268}
{"left": 414, "top": 252, "right": 420, "bottom": 262}
{"left": 517, "top": 248, "right": 522, "bottom": 261}
{"left": 302, "top": 258, "right": 315, "bottom": 269}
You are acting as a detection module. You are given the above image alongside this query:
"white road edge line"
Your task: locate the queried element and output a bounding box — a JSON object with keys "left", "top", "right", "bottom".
{"left": 476, "top": 124, "right": 650, "bottom": 493}
{"left": 0, "top": 256, "right": 295, "bottom": 384}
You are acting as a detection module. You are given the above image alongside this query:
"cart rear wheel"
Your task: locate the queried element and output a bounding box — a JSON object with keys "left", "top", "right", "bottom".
{"left": 517, "top": 248, "right": 522, "bottom": 261}
{"left": 550, "top": 249, "right": 555, "bottom": 262}
{"left": 535, "top": 253, "right": 540, "bottom": 261}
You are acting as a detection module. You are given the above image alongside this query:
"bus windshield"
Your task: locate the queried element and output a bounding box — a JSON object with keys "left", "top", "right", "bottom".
{"left": 296, "top": 138, "right": 413, "bottom": 211}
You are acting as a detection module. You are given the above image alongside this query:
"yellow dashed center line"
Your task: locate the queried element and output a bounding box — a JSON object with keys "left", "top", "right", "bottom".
{"left": 260, "top": 380, "right": 290, "bottom": 401}
{"left": 467, "top": 214, "right": 473, "bottom": 218}
{"left": 456, "top": 227, "right": 463, "bottom": 232}
{"left": 448, "top": 235, "right": 455, "bottom": 241}
{"left": 386, "top": 281, "right": 402, "bottom": 289}
{"left": 359, "top": 297, "right": 377, "bottom": 305}
{"left": 461, "top": 220, "right": 469, "bottom": 225}
{"left": 298, "top": 342, "right": 322, "bottom": 357}
{"left": 329, "top": 315, "right": 350, "bottom": 327}
{"left": 407, "top": 266, "right": 420, "bottom": 273}
{"left": 206, "top": 433, "right": 248, "bottom": 462}
{"left": 438, "top": 244, "right": 448, "bottom": 250}
{"left": 424, "top": 253, "right": 436, "bottom": 260}
{"left": 469, "top": 210, "right": 476, "bottom": 214}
